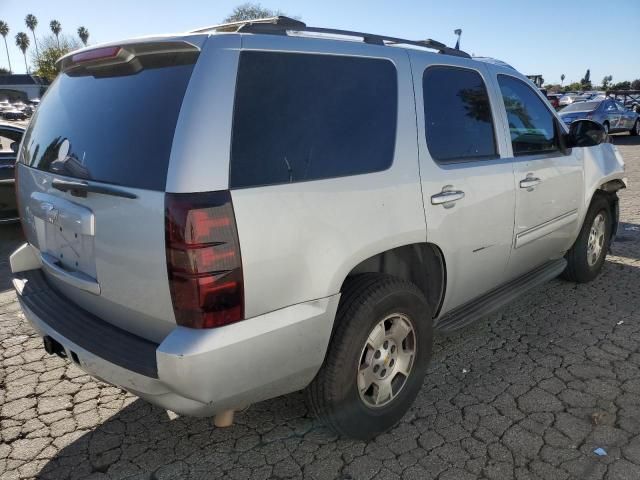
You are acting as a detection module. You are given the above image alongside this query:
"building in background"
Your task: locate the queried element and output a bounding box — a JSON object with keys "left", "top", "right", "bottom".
{"left": 0, "top": 74, "right": 49, "bottom": 102}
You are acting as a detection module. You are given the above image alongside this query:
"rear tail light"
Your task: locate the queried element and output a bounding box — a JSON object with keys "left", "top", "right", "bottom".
{"left": 165, "top": 191, "right": 244, "bottom": 328}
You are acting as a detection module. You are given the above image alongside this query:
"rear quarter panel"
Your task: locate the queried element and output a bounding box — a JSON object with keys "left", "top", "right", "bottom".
{"left": 228, "top": 35, "right": 426, "bottom": 319}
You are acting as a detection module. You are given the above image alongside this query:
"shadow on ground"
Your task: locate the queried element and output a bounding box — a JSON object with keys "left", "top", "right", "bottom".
{"left": 36, "top": 252, "right": 640, "bottom": 479}
{"left": 611, "top": 134, "right": 640, "bottom": 146}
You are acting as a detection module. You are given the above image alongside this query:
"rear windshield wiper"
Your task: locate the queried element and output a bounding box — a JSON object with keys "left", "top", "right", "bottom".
{"left": 51, "top": 179, "right": 138, "bottom": 199}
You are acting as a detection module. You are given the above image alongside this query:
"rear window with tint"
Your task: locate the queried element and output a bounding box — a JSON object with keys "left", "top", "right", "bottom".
{"left": 230, "top": 51, "right": 397, "bottom": 188}
{"left": 561, "top": 101, "right": 600, "bottom": 112}
{"left": 20, "top": 59, "right": 195, "bottom": 191}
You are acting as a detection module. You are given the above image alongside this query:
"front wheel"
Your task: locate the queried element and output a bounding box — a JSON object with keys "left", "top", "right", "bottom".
{"left": 630, "top": 120, "right": 639, "bottom": 136}
{"left": 306, "top": 274, "right": 433, "bottom": 440}
{"left": 603, "top": 122, "right": 610, "bottom": 135}
{"left": 562, "top": 195, "right": 612, "bottom": 283}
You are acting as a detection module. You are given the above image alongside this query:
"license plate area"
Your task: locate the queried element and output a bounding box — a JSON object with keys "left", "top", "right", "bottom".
{"left": 44, "top": 221, "right": 96, "bottom": 279}
{"left": 28, "top": 191, "right": 98, "bottom": 281}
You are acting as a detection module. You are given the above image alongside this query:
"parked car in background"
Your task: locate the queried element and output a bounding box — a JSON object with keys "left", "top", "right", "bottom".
{"left": 559, "top": 99, "right": 640, "bottom": 135}
{"left": 2, "top": 108, "right": 28, "bottom": 121}
{"left": 0, "top": 122, "right": 25, "bottom": 223}
{"left": 546, "top": 93, "right": 562, "bottom": 109}
{"left": 559, "top": 93, "right": 579, "bottom": 106}
{"left": 10, "top": 17, "right": 628, "bottom": 440}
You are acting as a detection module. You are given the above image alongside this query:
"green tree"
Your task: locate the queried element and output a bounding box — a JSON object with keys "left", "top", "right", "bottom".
{"left": 15, "top": 31, "right": 30, "bottom": 73}
{"left": 50, "top": 20, "right": 62, "bottom": 48}
{"left": 611, "top": 81, "right": 631, "bottom": 91}
{"left": 25, "top": 14, "right": 39, "bottom": 57}
{"left": 223, "top": 2, "right": 287, "bottom": 22}
{"left": 0, "top": 21, "right": 10, "bottom": 72}
{"left": 601, "top": 75, "right": 613, "bottom": 90}
{"left": 631, "top": 79, "right": 640, "bottom": 90}
{"left": 560, "top": 73, "right": 565, "bottom": 85}
{"left": 562, "top": 82, "right": 583, "bottom": 93}
{"left": 31, "top": 34, "right": 81, "bottom": 82}
{"left": 77, "top": 26, "right": 89, "bottom": 46}
{"left": 0, "top": 66, "right": 10, "bottom": 75}
{"left": 580, "top": 69, "right": 592, "bottom": 90}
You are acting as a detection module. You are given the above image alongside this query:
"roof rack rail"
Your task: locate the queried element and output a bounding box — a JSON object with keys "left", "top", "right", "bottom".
{"left": 190, "top": 16, "right": 471, "bottom": 58}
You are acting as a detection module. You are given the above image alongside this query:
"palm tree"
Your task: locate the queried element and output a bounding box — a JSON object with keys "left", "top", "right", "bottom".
{"left": 560, "top": 74, "right": 565, "bottom": 86}
{"left": 50, "top": 20, "right": 62, "bottom": 48}
{"left": 77, "top": 26, "right": 89, "bottom": 46}
{"left": 15, "top": 32, "right": 30, "bottom": 73}
{"left": 0, "top": 21, "right": 10, "bottom": 72}
{"left": 25, "top": 14, "right": 39, "bottom": 57}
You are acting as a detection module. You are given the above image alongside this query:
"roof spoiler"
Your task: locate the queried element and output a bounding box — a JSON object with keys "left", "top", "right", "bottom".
{"left": 56, "top": 40, "right": 200, "bottom": 75}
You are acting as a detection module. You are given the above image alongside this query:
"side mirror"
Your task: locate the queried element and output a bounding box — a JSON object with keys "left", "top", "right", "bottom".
{"left": 567, "top": 120, "right": 608, "bottom": 148}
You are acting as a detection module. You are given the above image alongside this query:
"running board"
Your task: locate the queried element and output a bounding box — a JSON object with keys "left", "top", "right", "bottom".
{"left": 435, "top": 258, "right": 567, "bottom": 334}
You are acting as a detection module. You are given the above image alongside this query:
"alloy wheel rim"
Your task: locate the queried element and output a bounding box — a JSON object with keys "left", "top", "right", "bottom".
{"left": 357, "top": 313, "right": 416, "bottom": 408}
{"left": 587, "top": 212, "right": 606, "bottom": 267}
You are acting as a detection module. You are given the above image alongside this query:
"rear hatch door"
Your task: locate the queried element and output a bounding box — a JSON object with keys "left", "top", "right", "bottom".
{"left": 17, "top": 39, "right": 202, "bottom": 343}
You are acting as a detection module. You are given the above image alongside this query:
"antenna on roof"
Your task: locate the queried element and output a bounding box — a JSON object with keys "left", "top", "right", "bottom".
{"left": 454, "top": 29, "right": 462, "bottom": 50}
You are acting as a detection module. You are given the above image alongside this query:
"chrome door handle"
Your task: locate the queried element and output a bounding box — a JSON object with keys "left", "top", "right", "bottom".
{"left": 431, "top": 189, "right": 465, "bottom": 206}
{"left": 519, "top": 177, "right": 541, "bottom": 189}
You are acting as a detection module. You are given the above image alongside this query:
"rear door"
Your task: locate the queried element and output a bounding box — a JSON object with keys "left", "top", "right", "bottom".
{"left": 409, "top": 54, "right": 516, "bottom": 314}
{"left": 493, "top": 74, "right": 583, "bottom": 280}
{"left": 603, "top": 100, "right": 622, "bottom": 131}
{"left": 616, "top": 102, "right": 635, "bottom": 130}
{"left": 16, "top": 39, "right": 202, "bottom": 342}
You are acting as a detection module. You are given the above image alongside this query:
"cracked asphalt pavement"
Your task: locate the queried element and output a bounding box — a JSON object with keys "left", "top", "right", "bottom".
{"left": 1, "top": 136, "right": 640, "bottom": 480}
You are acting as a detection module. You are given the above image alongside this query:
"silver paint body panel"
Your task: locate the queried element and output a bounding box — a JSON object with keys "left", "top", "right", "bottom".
{"left": 11, "top": 31, "right": 626, "bottom": 415}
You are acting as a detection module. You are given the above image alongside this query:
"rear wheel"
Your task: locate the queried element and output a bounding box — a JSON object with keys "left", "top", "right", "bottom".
{"left": 562, "top": 195, "right": 612, "bottom": 283}
{"left": 306, "top": 274, "right": 433, "bottom": 440}
{"left": 630, "top": 119, "right": 639, "bottom": 136}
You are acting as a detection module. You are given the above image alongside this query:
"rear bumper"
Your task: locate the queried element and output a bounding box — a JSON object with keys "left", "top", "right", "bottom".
{"left": 12, "top": 254, "right": 339, "bottom": 416}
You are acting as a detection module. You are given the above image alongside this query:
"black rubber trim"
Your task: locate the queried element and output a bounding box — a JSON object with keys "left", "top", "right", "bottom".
{"left": 14, "top": 269, "right": 159, "bottom": 378}
{"left": 435, "top": 258, "right": 567, "bottom": 333}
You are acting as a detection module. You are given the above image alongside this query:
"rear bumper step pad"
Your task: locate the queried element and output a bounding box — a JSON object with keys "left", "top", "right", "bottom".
{"left": 13, "top": 269, "right": 159, "bottom": 378}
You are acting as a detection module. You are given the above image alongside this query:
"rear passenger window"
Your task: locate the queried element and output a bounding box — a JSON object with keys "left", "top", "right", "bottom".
{"left": 497, "top": 75, "right": 559, "bottom": 156}
{"left": 423, "top": 66, "right": 497, "bottom": 163}
{"left": 230, "top": 52, "right": 397, "bottom": 188}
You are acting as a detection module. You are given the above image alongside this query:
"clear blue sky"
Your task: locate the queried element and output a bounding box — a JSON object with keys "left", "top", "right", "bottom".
{"left": 1, "top": 0, "right": 639, "bottom": 84}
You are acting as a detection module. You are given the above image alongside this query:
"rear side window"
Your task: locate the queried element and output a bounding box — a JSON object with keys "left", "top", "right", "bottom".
{"left": 230, "top": 51, "right": 397, "bottom": 188}
{"left": 497, "top": 75, "right": 559, "bottom": 156}
{"left": 423, "top": 66, "right": 497, "bottom": 163}
{"left": 21, "top": 57, "right": 196, "bottom": 191}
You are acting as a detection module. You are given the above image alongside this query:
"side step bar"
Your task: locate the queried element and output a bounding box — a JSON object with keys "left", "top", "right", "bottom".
{"left": 435, "top": 258, "right": 567, "bottom": 334}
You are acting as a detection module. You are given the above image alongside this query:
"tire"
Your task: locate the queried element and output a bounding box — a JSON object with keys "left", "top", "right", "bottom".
{"left": 630, "top": 120, "right": 640, "bottom": 136}
{"left": 603, "top": 121, "right": 610, "bottom": 135}
{"left": 306, "top": 274, "right": 433, "bottom": 440}
{"left": 562, "top": 195, "right": 612, "bottom": 283}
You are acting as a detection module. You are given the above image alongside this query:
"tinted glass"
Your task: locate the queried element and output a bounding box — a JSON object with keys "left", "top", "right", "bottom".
{"left": 21, "top": 59, "right": 196, "bottom": 190}
{"left": 230, "top": 51, "right": 397, "bottom": 188}
{"left": 604, "top": 102, "right": 618, "bottom": 112}
{"left": 423, "top": 66, "right": 497, "bottom": 162}
{"left": 497, "top": 75, "right": 558, "bottom": 156}
{"left": 561, "top": 101, "right": 600, "bottom": 112}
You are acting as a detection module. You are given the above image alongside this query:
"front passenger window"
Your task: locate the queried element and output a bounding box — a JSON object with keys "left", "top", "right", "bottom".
{"left": 497, "top": 75, "right": 559, "bottom": 156}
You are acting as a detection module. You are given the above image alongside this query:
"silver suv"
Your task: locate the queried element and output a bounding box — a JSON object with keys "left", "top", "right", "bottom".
{"left": 10, "top": 17, "right": 626, "bottom": 440}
